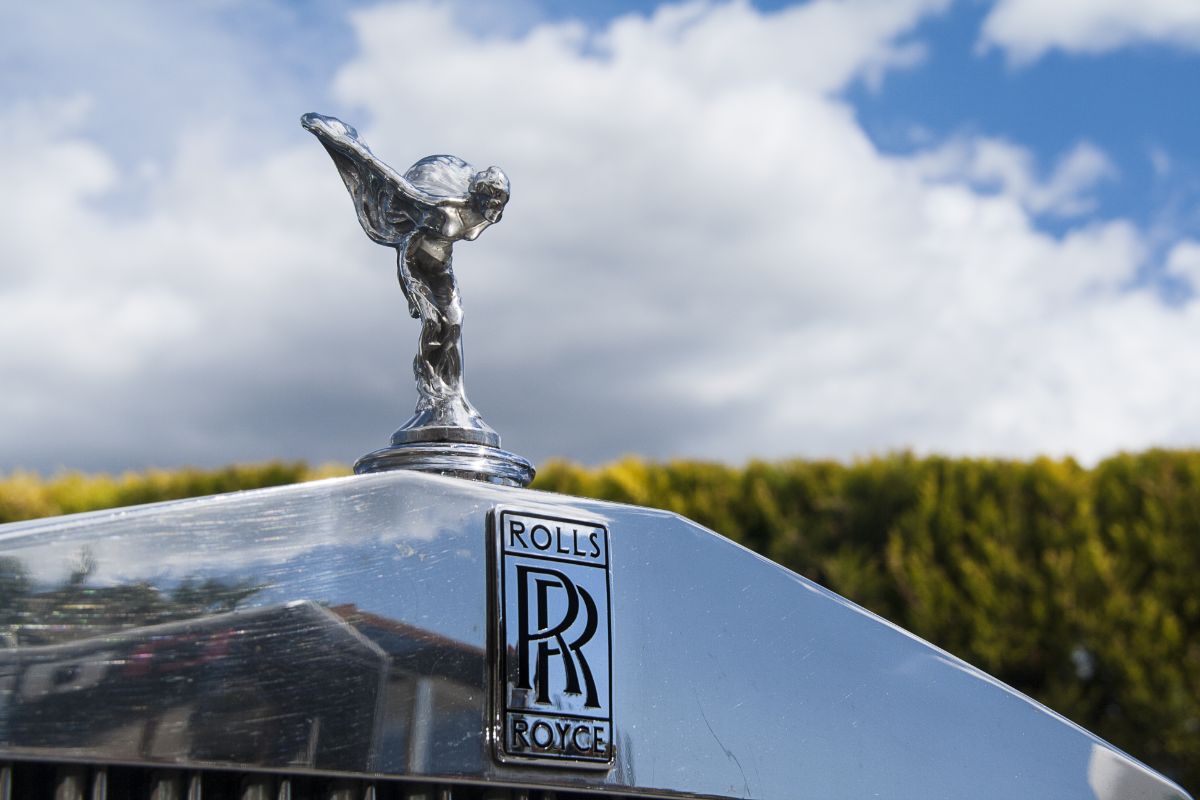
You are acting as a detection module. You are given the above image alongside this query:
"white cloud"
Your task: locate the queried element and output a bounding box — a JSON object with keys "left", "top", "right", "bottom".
{"left": 1149, "top": 145, "right": 1173, "bottom": 178}
{"left": 980, "top": 0, "right": 1200, "bottom": 63}
{"left": 1165, "top": 239, "right": 1200, "bottom": 287}
{"left": 911, "top": 137, "right": 1117, "bottom": 217}
{"left": 2, "top": 0, "right": 1200, "bottom": 473}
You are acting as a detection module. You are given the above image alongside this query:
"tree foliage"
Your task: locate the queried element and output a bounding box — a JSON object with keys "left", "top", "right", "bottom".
{"left": 1, "top": 453, "right": 1196, "bottom": 788}
{"left": 0, "top": 462, "right": 345, "bottom": 523}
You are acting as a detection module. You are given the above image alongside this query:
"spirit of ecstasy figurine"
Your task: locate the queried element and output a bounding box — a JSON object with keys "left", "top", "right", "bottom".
{"left": 302, "top": 113, "right": 534, "bottom": 486}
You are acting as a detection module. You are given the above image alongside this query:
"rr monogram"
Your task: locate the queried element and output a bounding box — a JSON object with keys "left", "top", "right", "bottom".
{"left": 515, "top": 565, "right": 600, "bottom": 708}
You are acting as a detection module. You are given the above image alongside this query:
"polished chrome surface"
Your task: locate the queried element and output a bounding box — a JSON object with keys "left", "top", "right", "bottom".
{"left": 301, "top": 113, "right": 532, "bottom": 486}
{"left": 0, "top": 471, "right": 1190, "bottom": 799}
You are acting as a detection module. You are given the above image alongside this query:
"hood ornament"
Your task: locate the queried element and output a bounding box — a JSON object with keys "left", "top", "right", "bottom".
{"left": 303, "top": 113, "right": 534, "bottom": 487}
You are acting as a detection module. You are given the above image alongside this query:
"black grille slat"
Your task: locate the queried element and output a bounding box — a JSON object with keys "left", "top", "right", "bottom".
{"left": 54, "top": 764, "right": 87, "bottom": 800}
{"left": 0, "top": 764, "right": 667, "bottom": 800}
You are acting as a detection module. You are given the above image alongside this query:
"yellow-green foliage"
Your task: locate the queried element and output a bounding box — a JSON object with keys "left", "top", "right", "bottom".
{"left": 0, "top": 462, "right": 349, "bottom": 524}
{"left": 1, "top": 453, "right": 1196, "bottom": 788}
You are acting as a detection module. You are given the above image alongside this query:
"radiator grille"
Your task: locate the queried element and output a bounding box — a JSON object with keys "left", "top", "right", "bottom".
{"left": 0, "top": 762, "right": 659, "bottom": 800}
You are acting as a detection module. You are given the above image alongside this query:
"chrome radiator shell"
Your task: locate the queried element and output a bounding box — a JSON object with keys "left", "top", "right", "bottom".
{"left": 0, "top": 471, "right": 1188, "bottom": 800}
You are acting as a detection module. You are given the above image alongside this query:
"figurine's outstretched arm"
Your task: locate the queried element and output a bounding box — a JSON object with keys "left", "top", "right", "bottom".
{"left": 396, "top": 250, "right": 422, "bottom": 320}
{"left": 302, "top": 113, "right": 459, "bottom": 246}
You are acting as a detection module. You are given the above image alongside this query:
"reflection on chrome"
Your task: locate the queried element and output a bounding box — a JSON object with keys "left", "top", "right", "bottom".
{"left": 1, "top": 602, "right": 385, "bottom": 770}
{"left": 0, "top": 584, "right": 489, "bottom": 776}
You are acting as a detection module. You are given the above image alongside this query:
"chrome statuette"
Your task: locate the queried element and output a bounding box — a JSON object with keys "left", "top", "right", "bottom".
{"left": 302, "top": 113, "right": 534, "bottom": 486}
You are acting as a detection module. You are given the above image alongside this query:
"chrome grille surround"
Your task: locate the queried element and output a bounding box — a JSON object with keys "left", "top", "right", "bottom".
{"left": 0, "top": 471, "right": 1189, "bottom": 800}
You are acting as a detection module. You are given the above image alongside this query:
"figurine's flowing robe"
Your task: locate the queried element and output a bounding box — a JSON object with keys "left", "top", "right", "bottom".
{"left": 302, "top": 114, "right": 508, "bottom": 438}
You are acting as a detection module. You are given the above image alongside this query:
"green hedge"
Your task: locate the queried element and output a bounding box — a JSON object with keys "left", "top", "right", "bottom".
{"left": 1, "top": 452, "right": 1196, "bottom": 789}
{"left": 0, "top": 462, "right": 346, "bottom": 523}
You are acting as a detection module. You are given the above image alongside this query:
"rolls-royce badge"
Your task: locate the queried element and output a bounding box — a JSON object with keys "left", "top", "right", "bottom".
{"left": 492, "top": 508, "right": 614, "bottom": 768}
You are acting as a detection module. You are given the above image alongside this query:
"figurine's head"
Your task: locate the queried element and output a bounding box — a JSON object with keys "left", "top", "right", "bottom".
{"left": 470, "top": 166, "right": 510, "bottom": 224}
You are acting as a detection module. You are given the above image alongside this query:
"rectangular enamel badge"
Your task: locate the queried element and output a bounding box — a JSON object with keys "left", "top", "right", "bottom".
{"left": 491, "top": 508, "right": 614, "bottom": 768}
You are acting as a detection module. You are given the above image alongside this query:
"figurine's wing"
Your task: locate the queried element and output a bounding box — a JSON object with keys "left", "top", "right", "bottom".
{"left": 302, "top": 113, "right": 451, "bottom": 246}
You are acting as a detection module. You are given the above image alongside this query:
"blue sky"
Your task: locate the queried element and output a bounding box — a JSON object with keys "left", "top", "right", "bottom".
{"left": 3, "top": 0, "right": 1200, "bottom": 473}
{"left": 848, "top": 1, "right": 1200, "bottom": 260}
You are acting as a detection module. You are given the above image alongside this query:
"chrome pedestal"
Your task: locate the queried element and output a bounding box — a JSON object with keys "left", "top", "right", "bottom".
{"left": 354, "top": 440, "right": 535, "bottom": 487}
